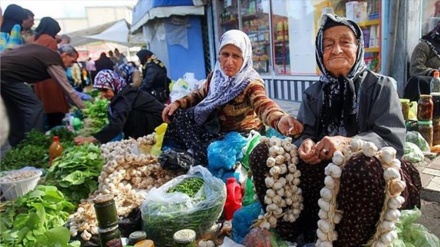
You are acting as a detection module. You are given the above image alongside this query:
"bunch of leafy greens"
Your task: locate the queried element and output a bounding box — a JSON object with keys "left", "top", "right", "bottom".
{"left": 0, "top": 129, "right": 74, "bottom": 171}
{"left": 390, "top": 207, "right": 440, "bottom": 247}
{"left": 44, "top": 143, "right": 104, "bottom": 204}
{"left": 0, "top": 185, "right": 80, "bottom": 247}
{"left": 77, "top": 98, "right": 109, "bottom": 136}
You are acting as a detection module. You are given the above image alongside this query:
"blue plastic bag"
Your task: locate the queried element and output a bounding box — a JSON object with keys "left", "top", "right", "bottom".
{"left": 231, "top": 201, "right": 262, "bottom": 244}
{"left": 207, "top": 132, "right": 247, "bottom": 177}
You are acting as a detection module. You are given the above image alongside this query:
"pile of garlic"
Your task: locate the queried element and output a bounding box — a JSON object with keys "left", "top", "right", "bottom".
{"left": 68, "top": 135, "right": 183, "bottom": 240}
{"left": 315, "top": 139, "right": 406, "bottom": 247}
{"left": 255, "top": 136, "right": 303, "bottom": 230}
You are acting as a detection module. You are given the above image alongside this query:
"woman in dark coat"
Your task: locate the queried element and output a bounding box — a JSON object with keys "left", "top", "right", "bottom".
{"left": 94, "top": 52, "right": 115, "bottom": 73}
{"left": 249, "top": 13, "right": 421, "bottom": 246}
{"left": 74, "top": 70, "right": 164, "bottom": 145}
{"left": 136, "top": 49, "right": 171, "bottom": 103}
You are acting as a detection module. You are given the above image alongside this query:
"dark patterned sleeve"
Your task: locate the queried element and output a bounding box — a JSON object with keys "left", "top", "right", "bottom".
{"left": 410, "top": 41, "right": 437, "bottom": 76}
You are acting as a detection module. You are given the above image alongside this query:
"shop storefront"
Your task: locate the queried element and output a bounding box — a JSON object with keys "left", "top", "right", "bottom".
{"left": 130, "top": 0, "right": 208, "bottom": 81}
{"left": 211, "top": 0, "right": 386, "bottom": 101}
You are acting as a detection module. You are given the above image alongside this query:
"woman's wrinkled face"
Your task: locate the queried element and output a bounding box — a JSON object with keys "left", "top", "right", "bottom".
{"left": 322, "top": 25, "right": 358, "bottom": 77}
{"left": 99, "top": 88, "right": 115, "bottom": 100}
{"left": 219, "top": 44, "right": 244, "bottom": 77}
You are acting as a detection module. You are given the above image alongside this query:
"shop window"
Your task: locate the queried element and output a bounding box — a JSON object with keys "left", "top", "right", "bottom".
{"left": 421, "top": 0, "right": 440, "bottom": 35}
{"left": 217, "top": 0, "right": 382, "bottom": 75}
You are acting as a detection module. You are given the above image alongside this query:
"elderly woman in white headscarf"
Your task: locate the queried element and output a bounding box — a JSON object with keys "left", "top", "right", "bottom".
{"left": 161, "top": 29, "right": 303, "bottom": 167}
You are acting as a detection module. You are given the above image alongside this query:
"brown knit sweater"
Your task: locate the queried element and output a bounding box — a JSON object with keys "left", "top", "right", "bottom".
{"left": 175, "top": 77, "right": 287, "bottom": 133}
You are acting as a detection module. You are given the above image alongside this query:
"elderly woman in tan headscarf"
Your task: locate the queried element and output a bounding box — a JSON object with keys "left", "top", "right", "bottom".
{"left": 249, "top": 13, "right": 421, "bottom": 246}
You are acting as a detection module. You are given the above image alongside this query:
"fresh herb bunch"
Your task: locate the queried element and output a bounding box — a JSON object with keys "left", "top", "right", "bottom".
{"left": 0, "top": 185, "right": 79, "bottom": 247}
{"left": 44, "top": 143, "right": 104, "bottom": 204}
{"left": 77, "top": 98, "right": 109, "bottom": 136}
{"left": 0, "top": 129, "right": 75, "bottom": 171}
{"left": 0, "top": 130, "right": 50, "bottom": 171}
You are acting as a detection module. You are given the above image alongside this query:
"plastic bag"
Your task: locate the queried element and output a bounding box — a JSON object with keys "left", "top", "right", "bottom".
{"left": 208, "top": 132, "right": 248, "bottom": 175}
{"left": 242, "top": 174, "right": 256, "bottom": 206}
{"left": 265, "top": 127, "right": 285, "bottom": 139}
{"left": 141, "top": 166, "right": 226, "bottom": 247}
{"left": 151, "top": 123, "right": 167, "bottom": 156}
{"left": 390, "top": 207, "right": 440, "bottom": 247}
{"left": 158, "top": 149, "right": 196, "bottom": 170}
{"left": 403, "top": 142, "right": 424, "bottom": 163}
{"left": 169, "top": 78, "right": 191, "bottom": 103}
{"left": 231, "top": 202, "right": 262, "bottom": 244}
{"left": 242, "top": 227, "right": 289, "bottom": 247}
{"left": 406, "top": 131, "right": 430, "bottom": 152}
{"left": 241, "top": 130, "right": 261, "bottom": 170}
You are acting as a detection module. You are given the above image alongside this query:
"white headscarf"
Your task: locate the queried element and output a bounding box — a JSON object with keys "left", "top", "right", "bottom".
{"left": 193, "top": 29, "right": 262, "bottom": 125}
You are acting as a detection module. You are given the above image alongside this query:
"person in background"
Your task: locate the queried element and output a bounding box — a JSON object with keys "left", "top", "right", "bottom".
{"left": 114, "top": 48, "right": 128, "bottom": 67}
{"left": 115, "top": 62, "right": 142, "bottom": 87}
{"left": 67, "top": 62, "right": 83, "bottom": 92}
{"left": 249, "top": 13, "right": 421, "bottom": 246}
{"left": 21, "top": 8, "right": 35, "bottom": 43}
{"left": 1, "top": 44, "right": 85, "bottom": 146}
{"left": 136, "top": 49, "right": 171, "bottom": 103}
{"left": 0, "top": 96, "right": 9, "bottom": 148}
{"left": 74, "top": 69, "right": 164, "bottom": 145}
{"left": 404, "top": 22, "right": 440, "bottom": 101}
{"left": 161, "top": 29, "right": 303, "bottom": 166}
{"left": 0, "top": 6, "right": 3, "bottom": 27}
{"left": 32, "top": 17, "right": 71, "bottom": 129}
{"left": 57, "top": 34, "right": 71, "bottom": 46}
{"left": 95, "top": 52, "right": 115, "bottom": 73}
{"left": 0, "top": 4, "right": 26, "bottom": 51}
{"left": 86, "top": 57, "right": 97, "bottom": 83}
{"left": 108, "top": 49, "right": 118, "bottom": 65}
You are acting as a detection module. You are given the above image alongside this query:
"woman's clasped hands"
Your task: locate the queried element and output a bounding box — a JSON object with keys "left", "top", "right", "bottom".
{"left": 298, "top": 136, "right": 350, "bottom": 164}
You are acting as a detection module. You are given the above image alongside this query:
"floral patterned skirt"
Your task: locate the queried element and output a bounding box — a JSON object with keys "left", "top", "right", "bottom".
{"left": 162, "top": 108, "right": 222, "bottom": 166}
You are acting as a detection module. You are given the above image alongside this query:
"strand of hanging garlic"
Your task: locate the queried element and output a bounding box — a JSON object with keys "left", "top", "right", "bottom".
{"left": 253, "top": 136, "right": 303, "bottom": 230}
{"left": 68, "top": 135, "right": 183, "bottom": 240}
{"left": 315, "top": 139, "right": 406, "bottom": 247}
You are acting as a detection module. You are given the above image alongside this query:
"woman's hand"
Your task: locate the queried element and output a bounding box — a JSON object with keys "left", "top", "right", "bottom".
{"left": 278, "top": 115, "right": 304, "bottom": 137}
{"left": 314, "top": 136, "right": 350, "bottom": 161}
{"left": 298, "top": 138, "right": 321, "bottom": 164}
{"left": 162, "top": 102, "right": 179, "bottom": 123}
{"left": 74, "top": 136, "right": 97, "bottom": 145}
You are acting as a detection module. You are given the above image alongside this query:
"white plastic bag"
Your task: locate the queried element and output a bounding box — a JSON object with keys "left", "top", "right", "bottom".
{"left": 141, "top": 166, "right": 226, "bottom": 246}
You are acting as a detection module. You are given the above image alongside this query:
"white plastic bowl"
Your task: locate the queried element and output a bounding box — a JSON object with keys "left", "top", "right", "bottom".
{"left": 0, "top": 169, "right": 43, "bottom": 201}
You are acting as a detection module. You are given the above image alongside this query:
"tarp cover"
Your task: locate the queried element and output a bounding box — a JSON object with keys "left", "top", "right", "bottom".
{"left": 68, "top": 19, "right": 145, "bottom": 47}
{"left": 131, "top": 0, "right": 205, "bottom": 32}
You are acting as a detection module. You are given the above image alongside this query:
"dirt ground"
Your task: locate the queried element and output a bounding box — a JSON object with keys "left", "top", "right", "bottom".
{"left": 418, "top": 199, "right": 440, "bottom": 237}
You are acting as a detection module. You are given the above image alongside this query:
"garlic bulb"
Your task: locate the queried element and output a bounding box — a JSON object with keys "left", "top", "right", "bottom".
{"left": 257, "top": 136, "right": 302, "bottom": 229}
{"left": 362, "top": 142, "right": 378, "bottom": 157}
{"left": 379, "top": 147, "right": 396, "bottom": 164}
{"left": 383, "top": 167, "right": 401, "bottom": 181}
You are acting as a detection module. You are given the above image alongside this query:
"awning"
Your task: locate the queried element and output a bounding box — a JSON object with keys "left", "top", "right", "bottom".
{"left": 67, "top": 19, "right": 145, "bottom": 47}
{"left": 131, "top": 0, "right": 205, "bottom": 32}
